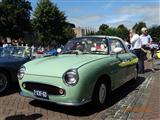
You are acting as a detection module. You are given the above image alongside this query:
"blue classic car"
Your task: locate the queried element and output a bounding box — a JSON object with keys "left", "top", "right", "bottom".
{"left": 0, "top": 46, "right": 31, "bottom": 93}
{"left": 44, "top": 48, "right": 58, "bottom": 56}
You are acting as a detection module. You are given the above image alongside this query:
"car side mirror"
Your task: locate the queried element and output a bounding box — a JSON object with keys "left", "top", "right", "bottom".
{"left": 113, "top": 47, "right": 123, "bottom": 54}
{"left": 57, "top": 48, "right": 62, "bottom": 53}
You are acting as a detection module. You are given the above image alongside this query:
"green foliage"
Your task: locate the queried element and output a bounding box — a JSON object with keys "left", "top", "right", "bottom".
{"left": 116, "top": 24, "right": 129, "bottom": 41}
{"left": 97, "top": 24, "right": 129, "bottom": 41}
{"left": 149, "top": 25, "right": 160, "bottom": 42}
{"left": 32, "top": 0, "right": 74, "bottom": 46}
{"left": 86, "top": 31, "right": 96, "bottom": 36}
{"left": 0, "top": 0, "right": 159, "bottom": 45}
{"left": 97, "top": 22, "right": 160, "bottom": 43}
{"left": 98, "top": 24, "right": 109, "bottom": 35}
{"left": 99, "top": 24, "right": 109, "bottom": 33}
{"left": 132, "top": 21, "right": 146, "bottom": 34}
{"left": 0, "top": 0, "right": 32, "bottom": 39}
{"left": 104, "top": 27, "right": 117, "bottom": 36}
{"left": 61, "top": 26, "right": 76, "bottom": 44}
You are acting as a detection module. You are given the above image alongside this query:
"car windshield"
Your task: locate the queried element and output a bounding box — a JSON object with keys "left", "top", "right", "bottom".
{"left": 62, "top": 37, "right": 108, "bottom": 55}
{"left": 0, "top": 46, "right": 30, "bottom": 57}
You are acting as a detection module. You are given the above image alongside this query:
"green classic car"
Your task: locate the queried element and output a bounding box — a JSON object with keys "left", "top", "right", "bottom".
{"left": 18, "top": 36, "right": 138, "bottom": 107}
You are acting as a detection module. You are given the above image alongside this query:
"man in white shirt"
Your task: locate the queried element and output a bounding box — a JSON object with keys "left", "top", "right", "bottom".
{"left": 140, "top": 27, "right": 154, "bottom": 72}
{"left": 130, "top": 29, "right": 142, "bottom": 50}
{"left": 130, "top": 29, "right": 143, "bottom": 73}
{"left": 140, "top": 27, "right": 152, "bottom": 47}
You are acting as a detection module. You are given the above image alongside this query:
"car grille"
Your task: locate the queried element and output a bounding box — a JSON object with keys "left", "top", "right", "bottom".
{"left": 23, "top": 82, "right": 64, "bottom": 95}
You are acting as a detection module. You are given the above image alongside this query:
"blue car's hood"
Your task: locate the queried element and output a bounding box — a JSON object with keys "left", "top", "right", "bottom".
{"left": 0, "top": 56, "right": 25, "bottom": 63}
{"left": 0, "top": 56, "right": 30, "bottom": 69}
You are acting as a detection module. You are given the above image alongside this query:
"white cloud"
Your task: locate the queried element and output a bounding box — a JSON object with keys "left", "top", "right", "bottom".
{"left": 119, "top": 4, "right": 159, "bottom": 14}
{"left": 109, "top": 4, "right": 160, "bottom": 28}
{"left": 105, "top": 14, "right": 134, "bottom": 24}
{"left": 67, "top": 2, "right": 160, "bottom": 29}
{"left": 68, "top": 15, "right": 104, "bottom": 27}
{"left": 77, "top": 15, "right": 103, "bottom": 21}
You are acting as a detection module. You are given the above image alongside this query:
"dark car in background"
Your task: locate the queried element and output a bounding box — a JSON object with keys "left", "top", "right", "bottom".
{"left": 0, "top": 46, "right": 31, "bottom": 93}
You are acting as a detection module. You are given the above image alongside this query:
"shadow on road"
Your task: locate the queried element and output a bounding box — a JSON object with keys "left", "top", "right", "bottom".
{"left": 108, "top": 76, "right": 145, "bottom": 107}
{"left": 5, "top": 113, "right": 42, "bottom": 120}
{"left": 29, "top": 76, "right": 145, "bottom": 116}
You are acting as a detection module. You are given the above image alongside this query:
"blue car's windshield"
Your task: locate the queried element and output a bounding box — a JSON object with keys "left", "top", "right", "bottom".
{"left": 0, "top": 46, "right": 29, "bottom": 57}
{"left": 62, "top": 37, "right": 109, "bottom": 55}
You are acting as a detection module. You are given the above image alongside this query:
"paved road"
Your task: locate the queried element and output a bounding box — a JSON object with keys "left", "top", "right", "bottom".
{"left": 0, "top": 66, "right": 159, "bottom": 120}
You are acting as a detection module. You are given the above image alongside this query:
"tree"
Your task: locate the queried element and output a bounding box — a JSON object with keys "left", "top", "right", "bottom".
{"left": 86, "top": 31, "right": 96, "bottom": 35}
{"left": 149, "top": 25, "right": 160, "bottom": 42}
{"left": 97, "top": 24, "right": 129, "bottom": 41}
{"left": 104, "top": 27, "right": 117, "bottom": 36}
{"left": 61, "top": 26, "right": 76, "bottom": 44}
{"left": 132, "top": 22, "right": 147, "bottom": 34}
{"left": 32, "top": 0, "right": 74, "bottom": 46}
{"left": 99, "top": 24, "right": 109, "bottom": 31}
{"left": 98, "top": 24, "right": 109, "bottom": 35}
{"left": 0, "top": 0, "right": 32, "bottom": 39}
{"left": 116, "top": 24, "right": 129, "bottom": 41}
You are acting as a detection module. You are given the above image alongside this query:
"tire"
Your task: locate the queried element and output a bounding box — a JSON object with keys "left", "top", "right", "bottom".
{"left": 92, "top": 78, "right": 110, "bottom": 107}
{"left": 0, "top": 72, "right": 9, "bottom": 93}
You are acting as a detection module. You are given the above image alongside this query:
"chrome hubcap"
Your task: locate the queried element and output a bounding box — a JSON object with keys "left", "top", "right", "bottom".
{"left": 99, "top": 83, "right": 106, "bottom": 104}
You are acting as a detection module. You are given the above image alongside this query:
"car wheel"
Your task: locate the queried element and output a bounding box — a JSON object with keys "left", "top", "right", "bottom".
{"left": 92, "top": 79, "right": 110, "bottom": 107}
{"left": 0, "top": 72, "right": 9, "bottom": 93}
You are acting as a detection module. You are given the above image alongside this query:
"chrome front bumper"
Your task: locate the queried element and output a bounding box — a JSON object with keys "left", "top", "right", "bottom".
{"left": 20, "top": 91, "right": 91, "bottom": 106}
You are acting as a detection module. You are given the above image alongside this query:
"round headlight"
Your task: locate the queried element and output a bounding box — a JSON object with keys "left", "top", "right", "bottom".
{"left": 63, "top": 69, "right": 79, "bottom": 86}
{"left": 17, "top": 66, "right": 26, "bottom": 80}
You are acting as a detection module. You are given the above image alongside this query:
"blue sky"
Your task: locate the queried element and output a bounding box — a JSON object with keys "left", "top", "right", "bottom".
{"left": 29, "top": 0, "right": 160, "bottom": 30}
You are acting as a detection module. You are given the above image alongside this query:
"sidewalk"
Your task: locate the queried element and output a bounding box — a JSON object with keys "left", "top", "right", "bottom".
{"left": 140, "top": 71, "right": 160, "bottom": 120}
{"left": 128, "top": 60, "right": 160, "bottom": 120}
{"left": 94, "top": 60, "right": 160, "bottom": 120}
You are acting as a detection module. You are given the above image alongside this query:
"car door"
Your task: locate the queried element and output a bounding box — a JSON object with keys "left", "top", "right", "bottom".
{"left": 112, "top": 40, "right": 137, "bottom": 83}
{"left": 109, "top": 38, "right": 132, "bottom": 88}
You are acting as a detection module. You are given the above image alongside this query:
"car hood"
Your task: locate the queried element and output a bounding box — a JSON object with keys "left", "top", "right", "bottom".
{"left": 25, "top": 54, "right": 107, "bottom": 77}
{"left": 0, "top": 56, "right": 26, "bottom": 63}
{"left": 0, "top": 56, "right": 30, "bottom": 68}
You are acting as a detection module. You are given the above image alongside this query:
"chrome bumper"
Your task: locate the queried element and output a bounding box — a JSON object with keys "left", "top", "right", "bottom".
{"left": 20, "top": 91, "right": 91, "bottom": 106}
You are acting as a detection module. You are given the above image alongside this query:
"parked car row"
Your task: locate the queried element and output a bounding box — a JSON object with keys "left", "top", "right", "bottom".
{"left": 0, "top": 36, "right": 139, "bottom": 107}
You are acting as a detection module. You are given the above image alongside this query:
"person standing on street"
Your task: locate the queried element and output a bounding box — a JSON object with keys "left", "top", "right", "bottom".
{"left": 140, "top": 27, "right": 155, "bottom": 72}
{"left": 129, "top": 29, "right": 143, "bottom": 73}
{"left": 2, "top": 39, "right": 8, "bottom": 48}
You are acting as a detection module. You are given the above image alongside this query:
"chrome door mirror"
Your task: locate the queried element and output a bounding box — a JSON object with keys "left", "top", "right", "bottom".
{"left": 113, "top": 47, "right": 123, "bottom": 54}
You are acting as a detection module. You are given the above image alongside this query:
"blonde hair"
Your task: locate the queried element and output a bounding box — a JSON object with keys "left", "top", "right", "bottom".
{"left": 141, "top": 27, "right": 148, "bottom": 32}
